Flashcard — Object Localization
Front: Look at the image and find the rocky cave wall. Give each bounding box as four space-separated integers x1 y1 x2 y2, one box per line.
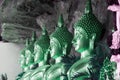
0 0 114 43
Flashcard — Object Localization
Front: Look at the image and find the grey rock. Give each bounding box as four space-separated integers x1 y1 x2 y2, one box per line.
0 0 113 43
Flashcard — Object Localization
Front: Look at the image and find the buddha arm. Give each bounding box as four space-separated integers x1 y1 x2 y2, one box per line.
67 57 90 80
30 65 50 80
20 55 25 68
44 50 51 65
26 54 34 66
60 64 70 80
44 63 65 80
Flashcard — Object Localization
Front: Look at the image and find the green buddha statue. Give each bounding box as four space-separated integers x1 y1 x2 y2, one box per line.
20 39 30 71
16 39 30 80
30 27 51 80
67 0 109 80
21 31 37 80
44 15 73 80
25 31 37 70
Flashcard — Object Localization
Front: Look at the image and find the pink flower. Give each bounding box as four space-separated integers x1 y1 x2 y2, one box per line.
108 2 120 31
111 54 120 63
110 31 120 49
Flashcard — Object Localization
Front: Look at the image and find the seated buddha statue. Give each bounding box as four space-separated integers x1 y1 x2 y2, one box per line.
21 31 37 80
30 27 51 80
67 0 110 80
20 39 30 71
16 39 30 80
44 15 73 80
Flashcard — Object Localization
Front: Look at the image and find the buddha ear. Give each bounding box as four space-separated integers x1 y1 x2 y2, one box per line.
89 33 96 50
91 33 96 41
62 43 68 55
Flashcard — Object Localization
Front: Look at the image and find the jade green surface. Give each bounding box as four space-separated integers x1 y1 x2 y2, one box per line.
44 14 73 80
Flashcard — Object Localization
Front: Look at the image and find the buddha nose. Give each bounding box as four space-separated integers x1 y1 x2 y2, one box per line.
33 51 36 55
72 38 76 44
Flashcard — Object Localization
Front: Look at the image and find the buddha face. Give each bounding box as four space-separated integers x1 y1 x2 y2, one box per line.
72 27 89 53
20 54 26 68
50 37 62 59
25 50 34 65
34 44 44 63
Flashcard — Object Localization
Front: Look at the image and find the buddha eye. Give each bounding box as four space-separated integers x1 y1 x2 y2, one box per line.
74 32 78 37
79 34 83 38
49 47 51 51
75 33 82 39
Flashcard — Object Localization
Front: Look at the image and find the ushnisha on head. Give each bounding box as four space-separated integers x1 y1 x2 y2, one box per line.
72 0 103 53
34 26 50 63
50 14 73 59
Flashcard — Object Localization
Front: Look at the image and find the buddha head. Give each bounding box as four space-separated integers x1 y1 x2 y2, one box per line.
72 0 103 53
50 15 73 59
25 31 37 67
34 26 50 64
20 38 30 69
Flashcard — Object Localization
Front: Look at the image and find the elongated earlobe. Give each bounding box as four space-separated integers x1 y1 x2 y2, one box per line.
89 33 96 50
63 43 68 55
91 33 96 41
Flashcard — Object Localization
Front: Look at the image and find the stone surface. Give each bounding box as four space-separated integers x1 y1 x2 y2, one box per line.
0 0 113 43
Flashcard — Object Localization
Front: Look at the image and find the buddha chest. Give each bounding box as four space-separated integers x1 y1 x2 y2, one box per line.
67 56 92 80
44 62 71 80
30 65 50 80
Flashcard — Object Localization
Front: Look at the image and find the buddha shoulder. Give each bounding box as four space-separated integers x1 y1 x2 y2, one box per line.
67 56 91 77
